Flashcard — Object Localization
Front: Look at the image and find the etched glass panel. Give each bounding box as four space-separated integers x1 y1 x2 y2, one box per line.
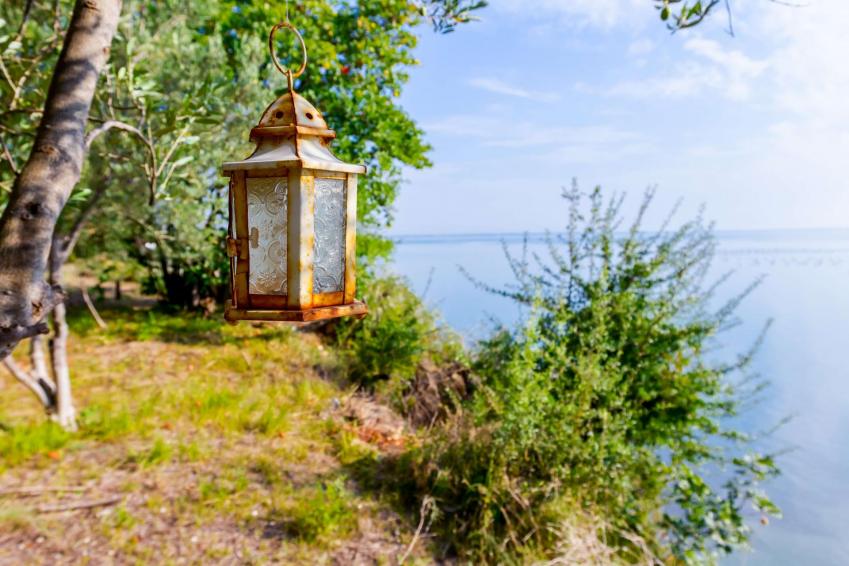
313 178 346 294
247 177 287 295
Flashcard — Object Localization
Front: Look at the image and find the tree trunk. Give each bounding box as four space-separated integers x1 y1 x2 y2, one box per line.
0 0 122 360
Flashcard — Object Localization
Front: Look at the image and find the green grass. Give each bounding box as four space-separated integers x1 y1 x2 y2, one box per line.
279 478 357 543
107 503 138 530
0 305 420 563
0 418 73 470
0 305 338 474
0 504 41 532
125 436 173 468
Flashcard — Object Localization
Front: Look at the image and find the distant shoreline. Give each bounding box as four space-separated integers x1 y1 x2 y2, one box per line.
391 227 849 247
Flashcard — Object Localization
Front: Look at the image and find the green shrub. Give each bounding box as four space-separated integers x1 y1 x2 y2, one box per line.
415 185 780 564
335 272 462 389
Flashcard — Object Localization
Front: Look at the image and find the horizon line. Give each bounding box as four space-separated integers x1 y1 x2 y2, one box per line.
390 227 849 242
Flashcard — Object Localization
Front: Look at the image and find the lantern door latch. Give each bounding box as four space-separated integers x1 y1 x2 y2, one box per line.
226 236 250 259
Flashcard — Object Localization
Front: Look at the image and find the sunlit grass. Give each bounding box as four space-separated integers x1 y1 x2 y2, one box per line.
276 477 358 543
0 418 73 470
0 306 405 562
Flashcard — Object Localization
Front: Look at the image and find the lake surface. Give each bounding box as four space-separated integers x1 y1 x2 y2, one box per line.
391 230 849 566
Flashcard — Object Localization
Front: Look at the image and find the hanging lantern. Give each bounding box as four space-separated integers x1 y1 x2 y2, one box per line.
223 23 367 323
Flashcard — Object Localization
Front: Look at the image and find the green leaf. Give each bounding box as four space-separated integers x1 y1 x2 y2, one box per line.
171 156 194 168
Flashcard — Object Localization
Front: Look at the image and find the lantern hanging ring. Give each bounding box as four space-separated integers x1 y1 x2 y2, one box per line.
269 22 307 90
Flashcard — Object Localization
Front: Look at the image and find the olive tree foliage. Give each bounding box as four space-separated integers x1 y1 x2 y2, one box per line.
0 0 485 426
654 0 796 34
83 0 492 307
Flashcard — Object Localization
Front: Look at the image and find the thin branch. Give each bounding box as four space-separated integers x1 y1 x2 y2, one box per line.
0 318 56 360
81 286 107 329
14 0 36 41
2 357 54 409
29 335 54 390
84 119 158 206
0 57 18 101
56 183 109 269
151 122 192 205
725 0 735 36
0 108 43 117
37 495 122 513
0 123 36 137
84 119 148 151
0 135 19 175
0 486 85 496
399 496 434 564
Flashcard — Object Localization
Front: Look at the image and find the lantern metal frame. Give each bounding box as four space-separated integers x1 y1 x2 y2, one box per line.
222 23 367 323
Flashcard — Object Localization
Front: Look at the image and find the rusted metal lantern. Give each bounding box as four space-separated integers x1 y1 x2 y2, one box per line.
223 23 367 323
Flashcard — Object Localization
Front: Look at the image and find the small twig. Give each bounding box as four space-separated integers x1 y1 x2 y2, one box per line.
81 287 107 330
15 0 35 40
0 57 17 101
85 119 148 151
399 496 434 564
37 496 122 513
0 486 85 497
240 350 252 368
0 135 19 175
725 0 735 36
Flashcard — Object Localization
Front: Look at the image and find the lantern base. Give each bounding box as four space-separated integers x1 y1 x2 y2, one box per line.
224 300 368 324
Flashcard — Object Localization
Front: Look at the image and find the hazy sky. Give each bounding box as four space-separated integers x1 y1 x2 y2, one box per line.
389 0 849 235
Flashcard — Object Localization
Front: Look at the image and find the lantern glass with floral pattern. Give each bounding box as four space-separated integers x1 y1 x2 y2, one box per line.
222 23 367 323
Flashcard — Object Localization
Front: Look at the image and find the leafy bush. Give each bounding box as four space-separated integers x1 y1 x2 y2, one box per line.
414 185 780 563
334 272 462 389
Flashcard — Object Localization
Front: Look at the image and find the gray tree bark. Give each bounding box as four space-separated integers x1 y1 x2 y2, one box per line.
2 179 110 429
0 0 122 360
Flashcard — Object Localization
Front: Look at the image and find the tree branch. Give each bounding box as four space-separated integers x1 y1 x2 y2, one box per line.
15 0 36 41
84 119 157 204
2 356 55 409
37 495 122 513
0 135 19 176
84 119 147 150
49 182 108 276
81 286 107 329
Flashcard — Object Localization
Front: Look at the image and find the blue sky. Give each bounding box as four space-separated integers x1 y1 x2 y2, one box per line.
389 0 849 235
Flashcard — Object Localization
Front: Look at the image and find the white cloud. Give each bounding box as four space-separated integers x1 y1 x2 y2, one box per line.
424 115 652 164
627 38 655 57
760 1 849 123
468 77 560 102
490 0 648 29
600 37 767 100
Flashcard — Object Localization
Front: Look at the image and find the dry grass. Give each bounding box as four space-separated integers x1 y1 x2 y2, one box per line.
0 306 429 565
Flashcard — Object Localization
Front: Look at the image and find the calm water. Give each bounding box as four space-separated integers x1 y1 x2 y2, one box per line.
391 230 849 565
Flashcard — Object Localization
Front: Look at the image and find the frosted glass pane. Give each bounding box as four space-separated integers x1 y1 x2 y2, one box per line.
313 178 346 294
247 177 288 295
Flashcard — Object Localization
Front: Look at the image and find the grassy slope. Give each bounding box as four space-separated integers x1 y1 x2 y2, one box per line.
0 307 425 565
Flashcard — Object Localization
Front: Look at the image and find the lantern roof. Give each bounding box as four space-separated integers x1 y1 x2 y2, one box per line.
222 91 366 175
